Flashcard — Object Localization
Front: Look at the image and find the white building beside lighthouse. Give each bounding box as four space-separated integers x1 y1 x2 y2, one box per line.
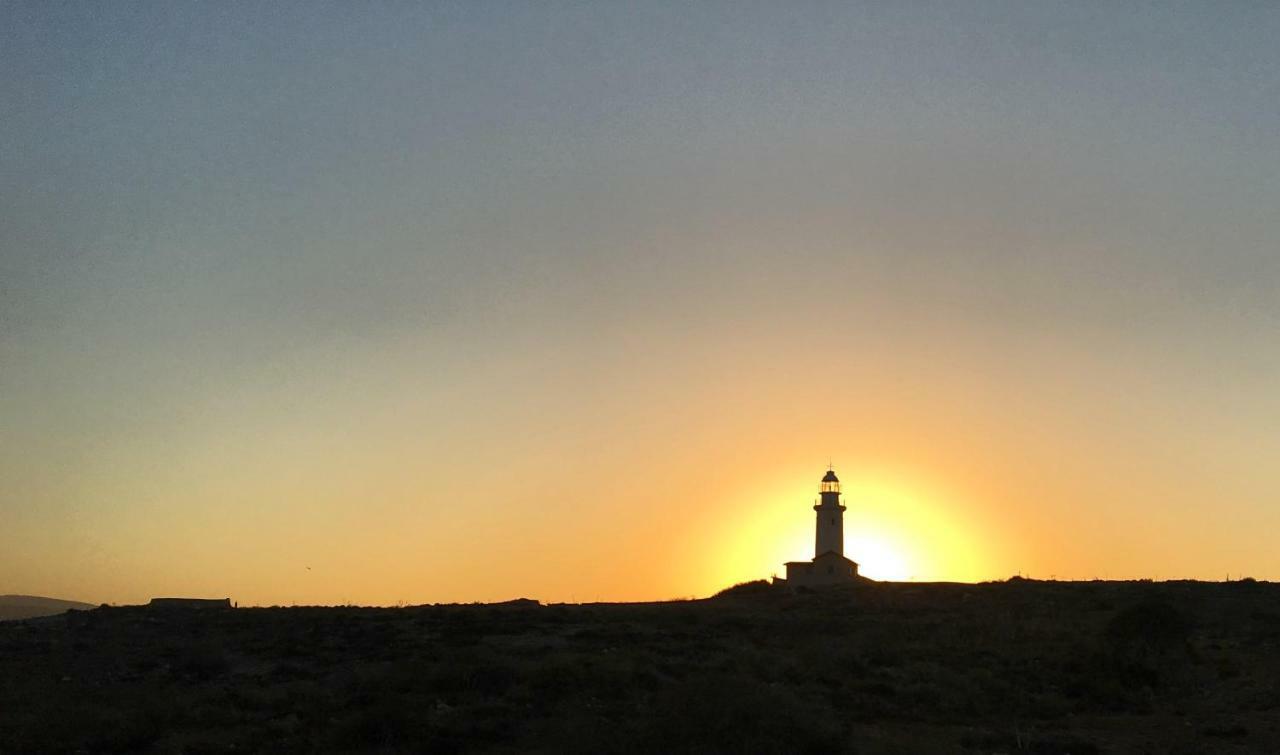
778 468 861 586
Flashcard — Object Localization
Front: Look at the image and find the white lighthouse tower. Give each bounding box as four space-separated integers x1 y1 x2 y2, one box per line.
814 467 845 557
780 467 862 586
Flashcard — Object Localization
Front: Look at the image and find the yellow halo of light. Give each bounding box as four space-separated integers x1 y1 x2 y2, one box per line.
844 533 913 581
712 466 988 591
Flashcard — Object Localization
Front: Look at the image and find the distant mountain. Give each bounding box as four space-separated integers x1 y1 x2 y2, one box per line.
0 595 97 621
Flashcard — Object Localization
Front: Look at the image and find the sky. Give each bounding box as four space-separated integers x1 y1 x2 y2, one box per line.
3 2 1279 606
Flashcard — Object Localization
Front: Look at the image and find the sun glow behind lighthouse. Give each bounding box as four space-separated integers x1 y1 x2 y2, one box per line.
841 472 991 583
754 510 917 583
845 534 913 581
714 465 991 591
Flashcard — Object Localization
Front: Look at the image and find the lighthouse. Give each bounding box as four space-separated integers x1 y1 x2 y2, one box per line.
814 468 846 557
779 467 862 586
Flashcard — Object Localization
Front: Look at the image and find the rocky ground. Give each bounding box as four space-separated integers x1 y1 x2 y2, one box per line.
2 579 1278 753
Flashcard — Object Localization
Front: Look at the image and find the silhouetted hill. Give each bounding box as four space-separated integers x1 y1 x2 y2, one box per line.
1 580 1277 752
0 595 96 622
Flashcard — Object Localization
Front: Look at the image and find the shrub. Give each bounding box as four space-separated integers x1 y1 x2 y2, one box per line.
638 673 848 755
329 695 420 751
179 641 231 680
1105 600 1191 649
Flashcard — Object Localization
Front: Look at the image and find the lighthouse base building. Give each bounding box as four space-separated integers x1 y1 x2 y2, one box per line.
783 551 860 586
775 468 865 587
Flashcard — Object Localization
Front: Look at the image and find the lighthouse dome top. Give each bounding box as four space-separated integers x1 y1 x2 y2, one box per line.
821 469 839 483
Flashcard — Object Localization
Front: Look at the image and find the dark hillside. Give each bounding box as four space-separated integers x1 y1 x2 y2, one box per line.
1 580 1277 753
0 595 96 622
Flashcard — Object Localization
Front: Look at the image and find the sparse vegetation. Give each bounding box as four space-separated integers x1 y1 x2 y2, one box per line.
2 580 1278 752
712 579 774 598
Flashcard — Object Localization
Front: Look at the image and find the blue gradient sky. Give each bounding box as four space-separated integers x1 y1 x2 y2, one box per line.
3 2 1279 604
